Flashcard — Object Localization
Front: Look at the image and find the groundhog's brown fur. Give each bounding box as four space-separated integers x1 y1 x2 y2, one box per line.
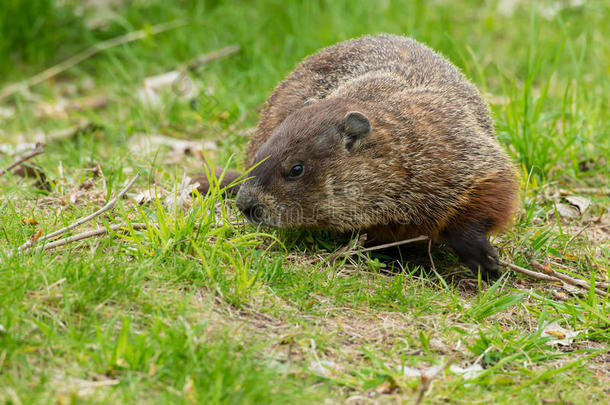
223 34 518 279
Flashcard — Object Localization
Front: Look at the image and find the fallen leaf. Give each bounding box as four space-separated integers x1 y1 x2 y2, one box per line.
564 195 591 215
138 70 199 107
449 364 484 380
542 321 580 346
308 360 338 378
36 94 107 118
401 366 424 378
400 363 482 381
164 175 199 211
0 143 38 155
265 359 292 374
557 203 580 219
402 364 444 379
35 99 69 119
132 189 157 205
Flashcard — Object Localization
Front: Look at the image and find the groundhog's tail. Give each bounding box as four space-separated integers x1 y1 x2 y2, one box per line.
191 167 242 196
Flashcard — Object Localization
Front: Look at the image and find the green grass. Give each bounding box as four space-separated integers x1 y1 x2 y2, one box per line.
1 0 609 403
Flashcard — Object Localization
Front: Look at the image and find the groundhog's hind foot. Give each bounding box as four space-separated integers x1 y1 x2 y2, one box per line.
443 223 502 281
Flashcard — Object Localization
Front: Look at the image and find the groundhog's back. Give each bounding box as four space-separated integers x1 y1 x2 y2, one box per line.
246 34 494 165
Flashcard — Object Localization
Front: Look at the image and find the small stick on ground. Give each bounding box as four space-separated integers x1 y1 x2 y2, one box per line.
497 258 608 298
18 173 140 251
328 235 428 261
415 357 455 405
529 259 608 297
32 222 147 252
564 223 591 252
427 238 436 271
497 259 558 282
186 45 241 70
359 235 429 253
0 143 45 177
327 233 367 262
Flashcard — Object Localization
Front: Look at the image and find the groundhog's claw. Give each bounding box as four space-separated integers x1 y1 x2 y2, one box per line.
443 223 502 281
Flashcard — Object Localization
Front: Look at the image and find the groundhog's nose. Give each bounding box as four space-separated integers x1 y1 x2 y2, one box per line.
236 188 265 224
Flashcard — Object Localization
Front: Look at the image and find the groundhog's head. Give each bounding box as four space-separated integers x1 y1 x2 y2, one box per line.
235 99 384 231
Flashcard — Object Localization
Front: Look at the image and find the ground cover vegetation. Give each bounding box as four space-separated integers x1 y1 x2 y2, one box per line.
0 0 608 403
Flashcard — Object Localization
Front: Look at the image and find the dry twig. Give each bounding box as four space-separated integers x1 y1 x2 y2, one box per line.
328 235 429 264
497 259 558 282
327 233 367 262
415 357 455 405
32 222 147 252
0 143 45 177
0 20 188 101
427 238 436 271
529 259 608 297
186 45 241 70
359 235 429 253
18 173 140 251
564 223 591 250
496 258 608 298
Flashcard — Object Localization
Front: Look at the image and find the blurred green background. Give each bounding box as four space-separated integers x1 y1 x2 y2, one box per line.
1 0 608 184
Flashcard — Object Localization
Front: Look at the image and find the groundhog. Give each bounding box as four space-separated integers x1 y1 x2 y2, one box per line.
202 34 519 279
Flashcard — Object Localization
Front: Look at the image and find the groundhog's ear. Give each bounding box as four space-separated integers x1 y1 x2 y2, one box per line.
302 98 316 106
341 111 370 151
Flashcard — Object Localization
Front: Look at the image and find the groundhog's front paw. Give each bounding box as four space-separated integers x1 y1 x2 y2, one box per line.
443 224 502 281
458 246 501 281
475 244 501 281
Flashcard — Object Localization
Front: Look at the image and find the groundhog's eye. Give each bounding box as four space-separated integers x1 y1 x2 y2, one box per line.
287 164 305 179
